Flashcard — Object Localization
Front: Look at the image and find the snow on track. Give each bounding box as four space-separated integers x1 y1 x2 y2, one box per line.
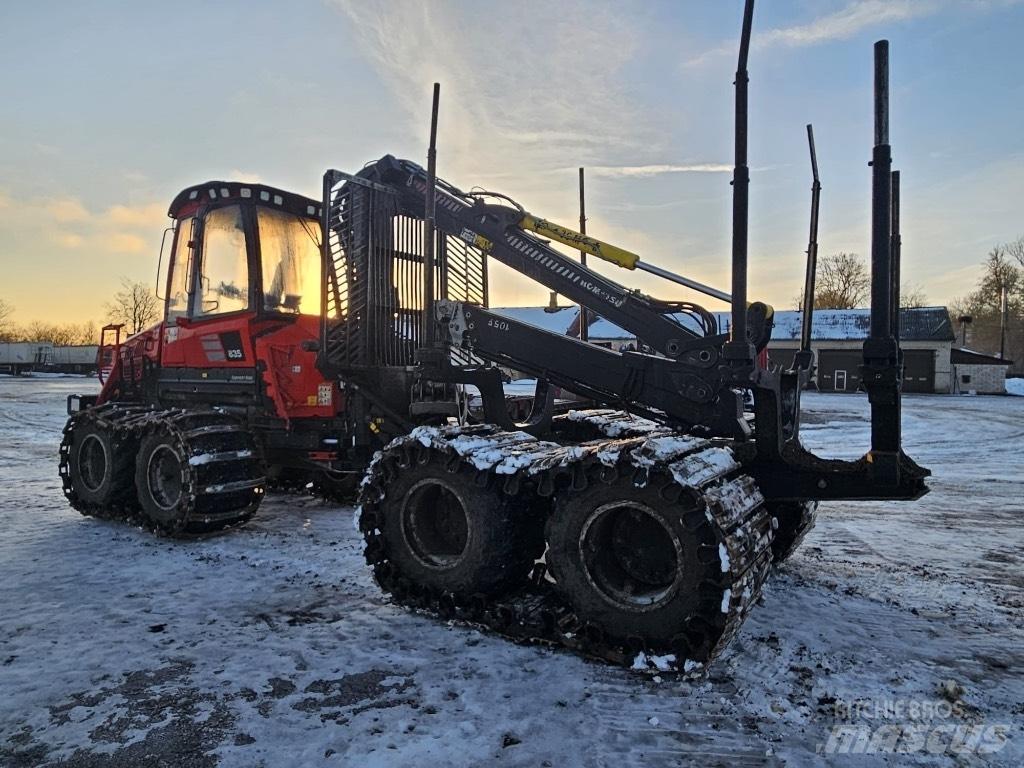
0 379 1022 767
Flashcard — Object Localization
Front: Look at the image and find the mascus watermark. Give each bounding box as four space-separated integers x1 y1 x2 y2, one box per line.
818 723 1009 756
816 696 1010 757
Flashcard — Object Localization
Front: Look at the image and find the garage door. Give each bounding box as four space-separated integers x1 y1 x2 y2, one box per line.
902 349 935 393
817 350 863 392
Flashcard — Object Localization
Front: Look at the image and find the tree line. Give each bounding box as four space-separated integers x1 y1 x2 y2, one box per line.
795 242 1022 373
3 246 1019 370
793 251 928 311
950 237 1024 371
0 279 160 345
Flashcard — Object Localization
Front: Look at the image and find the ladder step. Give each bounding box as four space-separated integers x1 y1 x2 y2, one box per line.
199 477 266 495
184 424 246 439
188 449 255 466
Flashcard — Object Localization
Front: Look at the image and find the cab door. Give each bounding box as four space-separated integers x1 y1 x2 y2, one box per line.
158 204 260 405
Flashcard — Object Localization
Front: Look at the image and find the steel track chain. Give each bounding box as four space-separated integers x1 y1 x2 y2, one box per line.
358 410 775 675
59 404 265 535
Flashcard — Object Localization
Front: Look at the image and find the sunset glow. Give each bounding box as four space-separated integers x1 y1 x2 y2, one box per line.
2 1 1022 327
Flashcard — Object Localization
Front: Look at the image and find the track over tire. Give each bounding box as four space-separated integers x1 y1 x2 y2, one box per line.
134 412 264 535
768 501 819 563
64 418 136 517
545 475 731 656
373 453 540 598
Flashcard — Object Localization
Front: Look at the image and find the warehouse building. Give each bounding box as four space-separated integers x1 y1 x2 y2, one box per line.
48 345 99 375
765 307 955 393
0 342 53 375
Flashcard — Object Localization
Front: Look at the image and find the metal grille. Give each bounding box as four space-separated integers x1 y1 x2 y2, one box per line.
321 170 488 370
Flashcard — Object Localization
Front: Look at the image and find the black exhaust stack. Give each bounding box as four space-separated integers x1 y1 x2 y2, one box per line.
861 40 903 482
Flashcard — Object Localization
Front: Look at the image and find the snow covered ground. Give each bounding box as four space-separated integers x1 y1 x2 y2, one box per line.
0 377 1021 767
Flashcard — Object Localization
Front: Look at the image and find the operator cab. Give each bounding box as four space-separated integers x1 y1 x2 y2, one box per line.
164 181 322 323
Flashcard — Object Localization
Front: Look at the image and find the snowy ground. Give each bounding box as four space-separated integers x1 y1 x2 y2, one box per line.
0 377 1021 767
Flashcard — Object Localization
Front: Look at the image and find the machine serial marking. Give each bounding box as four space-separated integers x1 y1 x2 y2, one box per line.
506 234 626 307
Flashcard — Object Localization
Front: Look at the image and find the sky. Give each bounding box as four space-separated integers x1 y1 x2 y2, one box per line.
1 0 1022 326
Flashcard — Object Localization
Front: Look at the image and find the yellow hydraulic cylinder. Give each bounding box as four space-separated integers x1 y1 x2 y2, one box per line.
519 214 640 270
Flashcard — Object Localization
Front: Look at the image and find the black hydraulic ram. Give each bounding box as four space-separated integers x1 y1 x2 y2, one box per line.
890 170 901 341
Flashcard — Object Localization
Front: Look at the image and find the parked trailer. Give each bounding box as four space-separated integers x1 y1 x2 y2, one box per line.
47 345 99 375
0 343 54 375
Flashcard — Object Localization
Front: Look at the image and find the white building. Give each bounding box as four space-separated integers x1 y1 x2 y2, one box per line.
950 348 1013 394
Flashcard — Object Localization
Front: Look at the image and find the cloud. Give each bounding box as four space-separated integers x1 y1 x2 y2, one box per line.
2 194 165 259
54 233 84 248
47 198 90 223
581 163 733 178
109 233 148 254
332 0 656 181
228 169 262 183
759 1 933 47
106 202 166 228
684 0 1016 66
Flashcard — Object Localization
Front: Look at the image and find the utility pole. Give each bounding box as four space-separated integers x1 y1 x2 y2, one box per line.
1000 286 1008 359
578 167 589 342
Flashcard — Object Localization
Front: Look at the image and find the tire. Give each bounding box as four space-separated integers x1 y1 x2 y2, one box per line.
135 428 193 534
768 501 819 563
374 455 540 598
134 414 265 535
546 474 727 649
66 419 136 517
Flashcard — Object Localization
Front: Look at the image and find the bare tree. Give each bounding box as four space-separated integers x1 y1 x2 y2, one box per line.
4 319 99 345
900 284 929 309
105 279 160 335
794 252 871 310
0 298 14 341
1005 235 1024 270
73 321 98 345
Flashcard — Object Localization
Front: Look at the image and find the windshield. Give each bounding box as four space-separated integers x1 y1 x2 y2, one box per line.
258 208 321 315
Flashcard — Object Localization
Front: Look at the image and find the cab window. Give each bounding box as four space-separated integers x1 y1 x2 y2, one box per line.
166 217 195 321
196 205 249 317
258 208 321 315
